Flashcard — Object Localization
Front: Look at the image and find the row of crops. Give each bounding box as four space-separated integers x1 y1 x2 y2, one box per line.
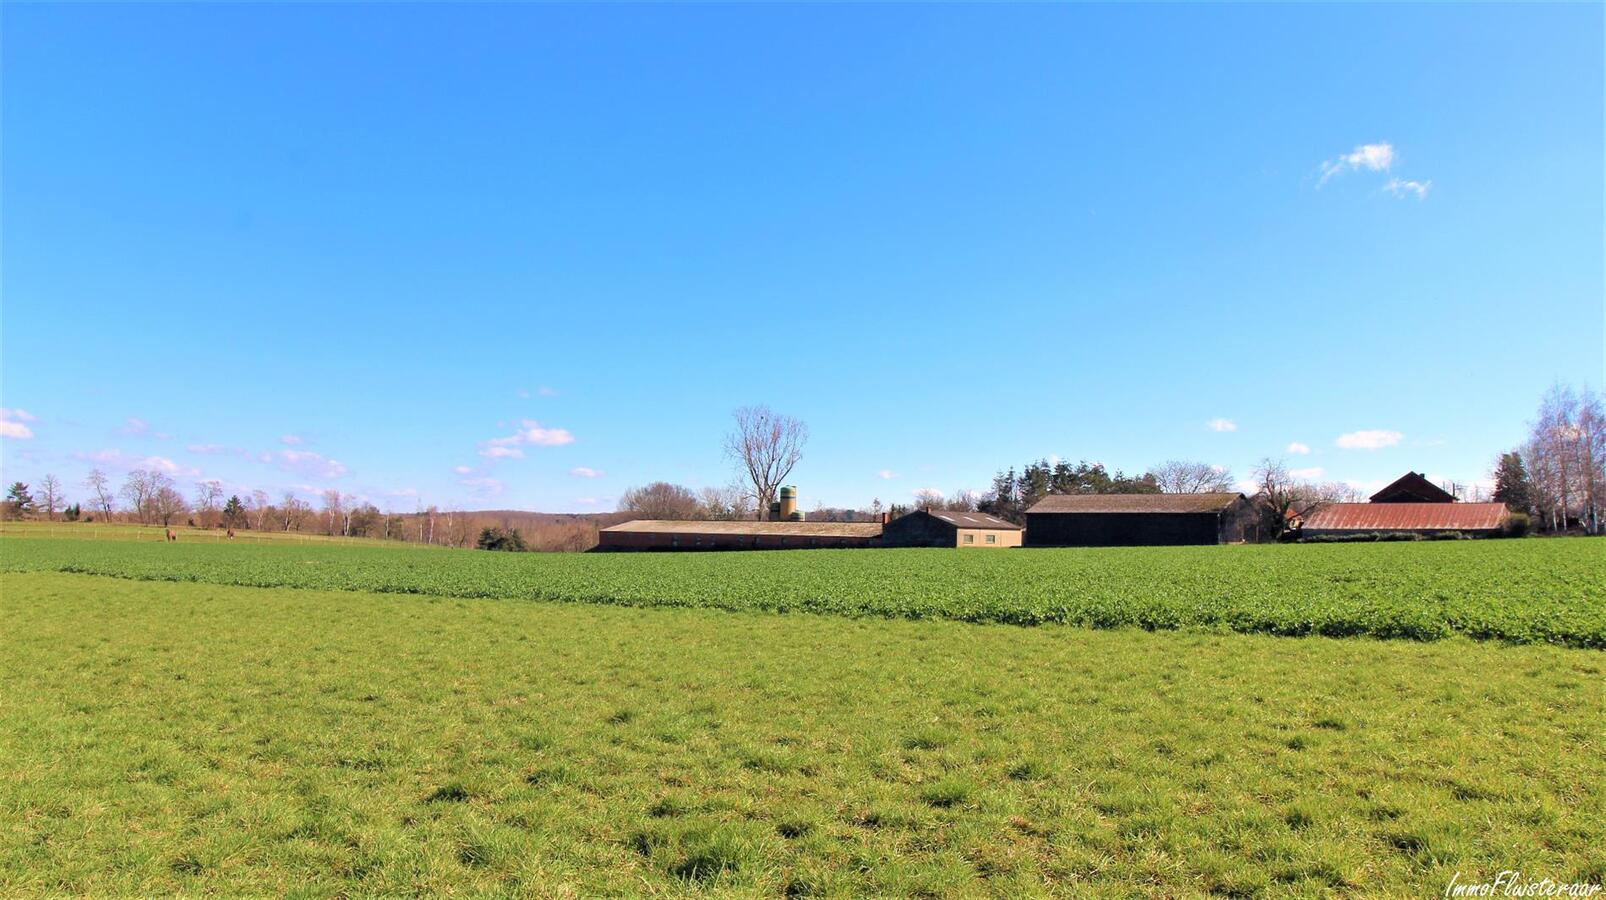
3 537 1601 646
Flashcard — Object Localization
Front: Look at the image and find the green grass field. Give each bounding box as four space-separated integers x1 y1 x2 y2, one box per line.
3 536 1601 645
4 573 1602 896
0 520 437 548
2 538 1601 895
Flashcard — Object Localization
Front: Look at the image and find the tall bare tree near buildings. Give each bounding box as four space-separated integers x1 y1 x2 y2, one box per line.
280 491 309 531
725 405 807 520
1251 458 1350 539
1150 460 1236 493
38 474 63 520
321 489 343 536
912 488 945 511
84 469 115 521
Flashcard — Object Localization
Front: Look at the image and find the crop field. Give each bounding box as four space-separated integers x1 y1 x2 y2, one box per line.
3 536 1602 646
3 571 1601 896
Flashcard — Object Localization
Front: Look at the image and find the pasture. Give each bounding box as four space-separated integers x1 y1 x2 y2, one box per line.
3 536 1602 646
2 571 1601 896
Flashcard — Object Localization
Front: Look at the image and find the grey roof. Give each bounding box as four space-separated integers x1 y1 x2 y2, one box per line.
601 520 883 537
1026 493 1246 515
920 509 1022 530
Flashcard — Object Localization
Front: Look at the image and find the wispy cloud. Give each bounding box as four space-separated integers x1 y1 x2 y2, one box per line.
1336 429 1403 450
273 449 348 479
1290 466 1325 480
1319 142 1394 185
1206 418 1238 433
119 417 149 436
480 420 574 458
73 449 201 477
453 465 475 475
1384 177 1431 199
458 476 504 499
280 434 306 446
570 466 604 478
0 408 35 440
1286 442 1311 455
877 469 899 480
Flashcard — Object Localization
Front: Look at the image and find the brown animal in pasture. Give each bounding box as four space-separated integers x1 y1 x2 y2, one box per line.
166 528 176 542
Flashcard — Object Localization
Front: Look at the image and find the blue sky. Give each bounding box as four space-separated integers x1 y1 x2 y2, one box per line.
3 3 1601 512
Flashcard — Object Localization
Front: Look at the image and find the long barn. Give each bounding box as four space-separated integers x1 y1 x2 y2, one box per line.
1024 493 1259 546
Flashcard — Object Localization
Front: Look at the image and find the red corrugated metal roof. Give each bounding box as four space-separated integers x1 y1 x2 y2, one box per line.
1302 502 1508 532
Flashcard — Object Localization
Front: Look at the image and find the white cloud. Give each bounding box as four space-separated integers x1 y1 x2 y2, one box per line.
1319 142 1395 185
1206 418 1238 433
1336 429 1403 450
0 407 34 440
73 449 200 477
1290 466 1325 480
1286 442 1311 455
480 419 574 458
458 476 504 498
273 449 348 479
877 470 899 480
453 465 475 475
518 421 573 446
280 434 306 446
570 467 604 478
120 417 149 435
1384 177 1431 199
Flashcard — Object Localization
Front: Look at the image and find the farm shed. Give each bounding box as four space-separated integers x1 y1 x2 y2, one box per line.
1025 493 1259 547
1369 471 1457 504
596 519 882 551
881 509 1022 548
1301 502 1509 538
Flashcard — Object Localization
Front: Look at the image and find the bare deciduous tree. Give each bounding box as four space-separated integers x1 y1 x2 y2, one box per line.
151 482 187 527
944 489 980 512
912 488 945 511
84 469 116 521
195 480 224 528
1149 460 1236 494
619 482 702 520
120 470 157 524
250 489 272 531
698 484 754 521
725 405 807 520
38 474 63 521
281 492 310 531
1251 458 1350 538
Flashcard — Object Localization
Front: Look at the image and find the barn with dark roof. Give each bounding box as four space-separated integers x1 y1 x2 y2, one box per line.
1024 493 1259 547
881 509 1023 548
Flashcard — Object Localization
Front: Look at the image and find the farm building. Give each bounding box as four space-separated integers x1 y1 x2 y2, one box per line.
1301 502 1509 537
881 509 1022 548
596 519 882 551
1368 471 1458 504
1302 471 1509 537
1025 493 1259 547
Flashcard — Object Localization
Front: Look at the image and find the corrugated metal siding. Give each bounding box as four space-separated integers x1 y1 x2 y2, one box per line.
1302 503 1508 532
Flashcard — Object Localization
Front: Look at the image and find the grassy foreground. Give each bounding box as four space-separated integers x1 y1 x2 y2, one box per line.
3 536 1602 646
3 572 1601 896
